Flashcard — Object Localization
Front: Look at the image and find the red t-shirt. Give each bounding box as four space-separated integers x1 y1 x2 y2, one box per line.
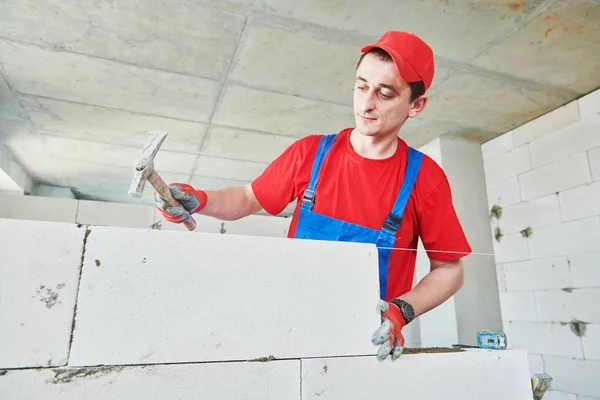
251 128 471 300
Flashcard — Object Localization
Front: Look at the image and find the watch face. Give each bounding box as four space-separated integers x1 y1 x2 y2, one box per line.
401 303 415 321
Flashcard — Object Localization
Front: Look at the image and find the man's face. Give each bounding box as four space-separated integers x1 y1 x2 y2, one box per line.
353 52 427 138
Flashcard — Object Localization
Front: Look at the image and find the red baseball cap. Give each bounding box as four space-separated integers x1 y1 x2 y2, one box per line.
361 31 435 91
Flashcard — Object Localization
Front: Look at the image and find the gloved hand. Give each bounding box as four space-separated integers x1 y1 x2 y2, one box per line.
371 300 407 360
154 183 207 224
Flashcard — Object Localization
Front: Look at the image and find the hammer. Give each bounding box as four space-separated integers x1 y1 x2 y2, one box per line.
128 131 196 231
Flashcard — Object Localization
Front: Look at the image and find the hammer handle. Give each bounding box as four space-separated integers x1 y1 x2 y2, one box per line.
148 170 197 231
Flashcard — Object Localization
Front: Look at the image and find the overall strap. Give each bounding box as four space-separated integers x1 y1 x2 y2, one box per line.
381 146 423 235
302 134 337 210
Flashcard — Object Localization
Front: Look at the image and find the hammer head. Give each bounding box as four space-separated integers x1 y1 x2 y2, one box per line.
128 131 168 198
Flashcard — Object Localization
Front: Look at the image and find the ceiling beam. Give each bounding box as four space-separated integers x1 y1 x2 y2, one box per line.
0 144 33 194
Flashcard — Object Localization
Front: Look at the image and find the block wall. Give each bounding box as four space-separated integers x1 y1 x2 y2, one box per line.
482 88 600 399
0 193 292 238
0 218 534 399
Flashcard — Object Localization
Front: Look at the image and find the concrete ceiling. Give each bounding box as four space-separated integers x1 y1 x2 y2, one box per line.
1 0 599 213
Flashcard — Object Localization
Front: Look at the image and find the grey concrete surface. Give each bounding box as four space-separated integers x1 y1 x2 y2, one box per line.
0 0 599 206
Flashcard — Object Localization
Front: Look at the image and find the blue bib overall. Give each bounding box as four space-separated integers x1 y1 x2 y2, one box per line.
293 134 423 301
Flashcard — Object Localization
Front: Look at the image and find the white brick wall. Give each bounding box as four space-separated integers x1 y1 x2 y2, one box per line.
509 321 584 358
544 356 600 398
527 217 600 259
0 219 535 399
511 101 580 147
589 145 600 181
484 144 531 186
528 115 600 169
502 257 572 292
483 88 600 399
519 153 592 201
0 193 291 238
579 89 600 120
559 181 600 222
499 194 561 234
570 252 600 288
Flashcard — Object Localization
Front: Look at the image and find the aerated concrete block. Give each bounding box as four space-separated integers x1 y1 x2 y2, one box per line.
301 349 533 400
0 360 300 399
0 219 86 368
69 226 381 366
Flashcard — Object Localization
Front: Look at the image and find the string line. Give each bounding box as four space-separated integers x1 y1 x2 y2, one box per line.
376 246 495 256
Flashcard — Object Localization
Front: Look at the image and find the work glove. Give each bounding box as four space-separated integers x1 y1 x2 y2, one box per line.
371 300 406 360
154 183 207 224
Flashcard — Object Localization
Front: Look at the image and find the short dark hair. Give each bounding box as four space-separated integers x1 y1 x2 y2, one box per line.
356 48 426 102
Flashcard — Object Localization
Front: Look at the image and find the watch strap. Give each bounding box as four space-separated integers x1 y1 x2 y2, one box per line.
390 299 415 324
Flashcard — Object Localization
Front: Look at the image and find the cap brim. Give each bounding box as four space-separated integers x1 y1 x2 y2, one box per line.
360 44 422 84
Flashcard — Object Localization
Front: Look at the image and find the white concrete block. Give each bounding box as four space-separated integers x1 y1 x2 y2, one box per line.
301 350 533 400
589 146 600 182
536 289 600 324
528 217 600 259
221 214 287 238
559 181 600 222
484 145 531 186
503 257 572 291
0 360 301 399
492 231 529 264
579 89 600 120
499 194 561 234
509 321 583 358
528 353 545 374
0 194 78 222
499 291 537 322
69 226 381 366
487 176 522 207
519 153 592 201
569 252 600 288
482 131 514 162
542 392 578 400
512 101 580 147
0 219 85 368
76 200 155 229
529 114 600 169
582 324 600 361
544 355 600 398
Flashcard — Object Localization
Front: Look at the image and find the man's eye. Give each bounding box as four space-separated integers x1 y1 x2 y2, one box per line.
380 93 393 99
356 86 366 91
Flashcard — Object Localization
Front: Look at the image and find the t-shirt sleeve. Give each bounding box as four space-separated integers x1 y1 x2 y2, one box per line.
251 136 319 216
416 175 472 261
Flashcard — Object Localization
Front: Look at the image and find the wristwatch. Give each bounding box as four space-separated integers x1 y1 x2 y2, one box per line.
390 299 415 324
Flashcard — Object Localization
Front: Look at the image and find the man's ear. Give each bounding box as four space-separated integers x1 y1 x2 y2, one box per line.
408 95 428 118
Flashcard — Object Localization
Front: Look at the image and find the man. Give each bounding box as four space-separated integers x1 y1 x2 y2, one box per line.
155 31 472 361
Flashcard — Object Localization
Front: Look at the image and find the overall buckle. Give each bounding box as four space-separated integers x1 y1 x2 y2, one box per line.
302 188 315 205
382 213 403 233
